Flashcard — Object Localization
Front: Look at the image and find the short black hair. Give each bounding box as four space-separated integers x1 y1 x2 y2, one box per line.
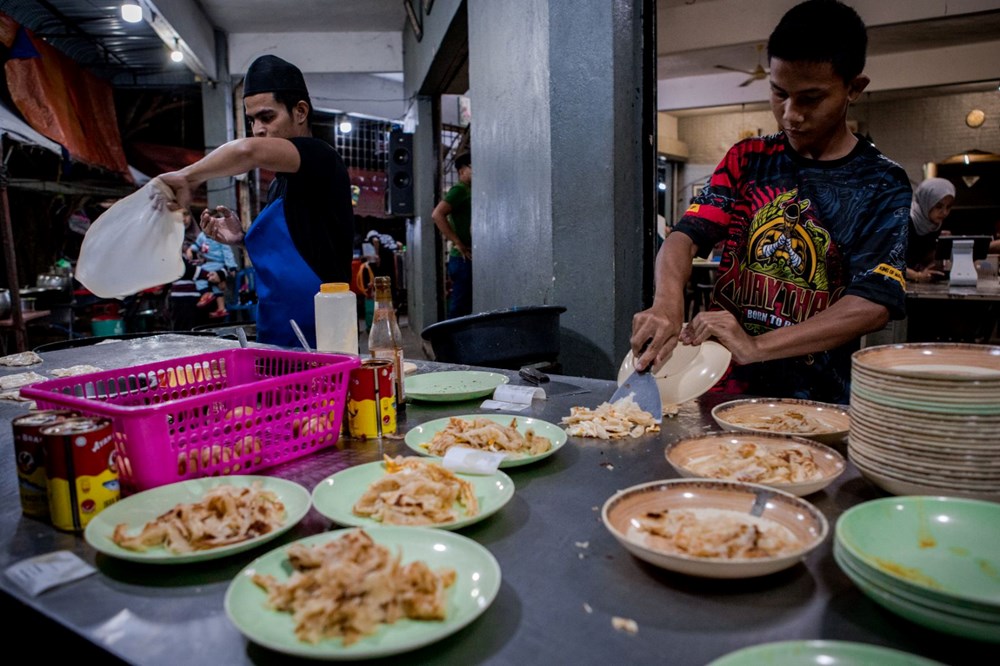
454 153 471 171
767 0 867 83
272 90 315 125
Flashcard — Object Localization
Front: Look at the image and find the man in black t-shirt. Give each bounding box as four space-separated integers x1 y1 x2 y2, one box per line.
159 55 354 348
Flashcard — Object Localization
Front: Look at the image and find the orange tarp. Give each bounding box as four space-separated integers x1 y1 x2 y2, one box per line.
3 14 130 178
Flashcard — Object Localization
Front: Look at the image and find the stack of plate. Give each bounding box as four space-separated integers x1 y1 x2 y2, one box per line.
848 343 1000 500
834 496 1000 643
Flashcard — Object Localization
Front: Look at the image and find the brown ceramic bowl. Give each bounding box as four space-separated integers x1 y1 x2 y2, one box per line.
601 479 828 579
665 432 845 496
711 398 850 445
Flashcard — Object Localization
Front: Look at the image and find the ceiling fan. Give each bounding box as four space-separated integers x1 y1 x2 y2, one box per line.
715 44 769 87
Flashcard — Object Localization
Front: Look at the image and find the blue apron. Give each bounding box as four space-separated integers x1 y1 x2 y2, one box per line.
244 196 322 348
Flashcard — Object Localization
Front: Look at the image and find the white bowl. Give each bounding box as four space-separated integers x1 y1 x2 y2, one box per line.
616 340 731 407
601 479 828 579
665 432 845 496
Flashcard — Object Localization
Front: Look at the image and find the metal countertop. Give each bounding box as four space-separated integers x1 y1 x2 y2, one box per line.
0 335 987 665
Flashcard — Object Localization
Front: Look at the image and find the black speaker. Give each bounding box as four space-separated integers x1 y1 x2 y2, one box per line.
387 130 414 216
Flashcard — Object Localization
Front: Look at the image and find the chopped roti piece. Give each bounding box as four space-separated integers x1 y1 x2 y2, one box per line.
0 371 47 391
612 616 638 634
0 389 34 403
49 364 103 378
0 351 42 366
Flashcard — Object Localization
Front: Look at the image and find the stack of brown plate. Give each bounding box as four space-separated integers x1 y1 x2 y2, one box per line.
848 343 1000 501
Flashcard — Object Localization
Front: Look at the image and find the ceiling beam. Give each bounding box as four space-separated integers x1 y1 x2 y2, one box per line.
658 39 1000 111
141 0 217 81
658 0 1000 54
227 32 402 76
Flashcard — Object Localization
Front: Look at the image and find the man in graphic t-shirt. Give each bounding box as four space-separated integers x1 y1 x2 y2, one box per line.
630 0 911 404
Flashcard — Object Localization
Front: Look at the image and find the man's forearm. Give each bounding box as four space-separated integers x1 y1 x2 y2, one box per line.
749 295 889 363
650 232 697 317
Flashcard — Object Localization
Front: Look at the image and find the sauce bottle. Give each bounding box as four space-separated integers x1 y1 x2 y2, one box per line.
314 282 359 354
367 276 405 407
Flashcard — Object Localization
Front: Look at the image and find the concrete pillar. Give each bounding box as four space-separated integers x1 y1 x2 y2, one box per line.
468 0 647 378
406 95 439 339
201 29 236 212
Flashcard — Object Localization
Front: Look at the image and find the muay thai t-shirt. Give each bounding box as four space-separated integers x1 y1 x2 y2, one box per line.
674 132 911 403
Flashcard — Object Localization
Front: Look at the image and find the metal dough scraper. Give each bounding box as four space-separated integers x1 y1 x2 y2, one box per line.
608 342 662 424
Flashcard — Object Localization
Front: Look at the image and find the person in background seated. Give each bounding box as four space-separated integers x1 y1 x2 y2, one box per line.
191 228 238 318
170 210 223 330
905 177 955 284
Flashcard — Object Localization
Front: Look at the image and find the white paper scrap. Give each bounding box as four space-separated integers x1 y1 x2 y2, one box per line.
5 550 97 597
481 383 546 411
442 446 505 475
479 399 529 412
495 384 546 402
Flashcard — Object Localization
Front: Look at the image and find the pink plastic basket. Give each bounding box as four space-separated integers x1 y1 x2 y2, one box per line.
22 348 360 495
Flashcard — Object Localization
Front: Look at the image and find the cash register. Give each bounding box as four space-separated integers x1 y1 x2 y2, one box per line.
935 235 991 287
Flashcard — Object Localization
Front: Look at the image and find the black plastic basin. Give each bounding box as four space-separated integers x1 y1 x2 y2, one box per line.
420 305 566 369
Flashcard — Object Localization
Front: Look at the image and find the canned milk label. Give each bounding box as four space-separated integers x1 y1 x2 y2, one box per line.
347 359 397 438
11 409 77 520
43 417 120 532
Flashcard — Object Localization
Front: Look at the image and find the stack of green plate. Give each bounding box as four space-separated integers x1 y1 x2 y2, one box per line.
834 496 1000 643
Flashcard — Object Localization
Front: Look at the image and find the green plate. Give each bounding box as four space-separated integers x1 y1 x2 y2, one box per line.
311 459 515 530
404 413 568 468
835 496 1000 609
404 370 510 402
83 475 311 564
835 546 1000 644
224 526 501 660
707 640 946 666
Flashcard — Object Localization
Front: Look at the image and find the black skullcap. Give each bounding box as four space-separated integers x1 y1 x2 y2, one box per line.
243 55 308 98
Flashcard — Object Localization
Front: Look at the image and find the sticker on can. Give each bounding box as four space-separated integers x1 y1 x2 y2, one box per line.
42 417 120 532
347 359 397 438
11 409 78 520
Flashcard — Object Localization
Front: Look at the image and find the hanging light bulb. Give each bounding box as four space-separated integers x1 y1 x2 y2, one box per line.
339 118 353 133
121 2 142 23
170 39 183 63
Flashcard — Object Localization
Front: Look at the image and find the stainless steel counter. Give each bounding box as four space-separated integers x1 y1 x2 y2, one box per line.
0 335 987 665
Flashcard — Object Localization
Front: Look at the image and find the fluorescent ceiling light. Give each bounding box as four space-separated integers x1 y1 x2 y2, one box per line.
121 2 142 23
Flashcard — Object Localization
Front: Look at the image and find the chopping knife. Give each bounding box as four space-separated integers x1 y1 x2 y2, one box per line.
609 340 662 423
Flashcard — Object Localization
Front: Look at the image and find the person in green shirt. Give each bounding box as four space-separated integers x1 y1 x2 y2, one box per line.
432 152 473 318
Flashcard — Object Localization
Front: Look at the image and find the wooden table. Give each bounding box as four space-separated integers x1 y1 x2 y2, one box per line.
0 335 993 664
864 280 1000 346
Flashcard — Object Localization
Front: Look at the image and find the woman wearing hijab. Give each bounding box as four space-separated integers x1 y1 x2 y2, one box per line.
906 177 956 283
157 55 355 348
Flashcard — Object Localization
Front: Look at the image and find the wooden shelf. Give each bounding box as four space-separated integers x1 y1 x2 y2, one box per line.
0 310 51 328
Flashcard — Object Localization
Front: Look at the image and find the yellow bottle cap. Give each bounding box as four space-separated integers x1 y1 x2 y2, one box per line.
320 282 350 293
